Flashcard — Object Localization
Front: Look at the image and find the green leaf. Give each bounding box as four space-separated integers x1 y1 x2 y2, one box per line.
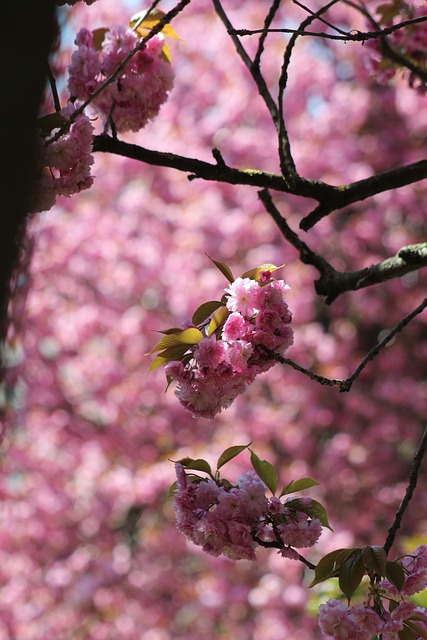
207 307 230 336
385 560 406 592
147 327 203 355
250 450 278 495
338 549 365 602
405 619 427 640
208 256 235 283
216 443 252 470
173 457 213 476
400 623 420 640
192 301 224 326
310 548 355 587
147 343 190 372
280 477 320 497
285 498 332 530
240 263 285 281
362 545 387 576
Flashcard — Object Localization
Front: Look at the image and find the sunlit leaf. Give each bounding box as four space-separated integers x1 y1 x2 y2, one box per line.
192 301 224 326
147 343 191 371
130 9 182 40
147 327 203 355
173 457 213 475
160 42 172 64
92 27 109 50
280 477 320 497
216 443 252 470
338 549 365 602
250 450 278 495
385 560 406 592
362 545 387 576
207 307 230 336
207 256 235 283
240 263 285 281
309 548 354 587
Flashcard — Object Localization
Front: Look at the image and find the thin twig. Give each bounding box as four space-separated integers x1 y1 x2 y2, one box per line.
383 425 427 555
252 535 317 570
253 0 282 70
277 0 340 185
211 0 281 130
231 13 427 42
46 64 61 112
271 297 427 392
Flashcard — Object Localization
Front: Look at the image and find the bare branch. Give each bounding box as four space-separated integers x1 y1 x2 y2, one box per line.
211 0 281 131
253 0 282 70
230 13 427 43
383 425 427 555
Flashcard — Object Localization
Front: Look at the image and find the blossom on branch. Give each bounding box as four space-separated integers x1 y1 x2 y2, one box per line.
173 455 324 561
68 25 174 133
149 263 293 419
30 104 94 213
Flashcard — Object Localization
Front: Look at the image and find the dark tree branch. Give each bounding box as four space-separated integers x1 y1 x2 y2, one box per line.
383 425 427 555
259 189 427 303
253 0 282 70
300 160 427 230
315 243 427 302
252 536 316 570
230 14 427 43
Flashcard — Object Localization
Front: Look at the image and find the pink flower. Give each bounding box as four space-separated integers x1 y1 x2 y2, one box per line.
222 312 252 341
194 336 226 371
225 278 261 317
318 600 357 640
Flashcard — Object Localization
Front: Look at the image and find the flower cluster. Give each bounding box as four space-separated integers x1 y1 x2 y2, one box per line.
319 599 427 640
173 463 322 561
363 4 427 89
30 105 94 213
319 546 427 640
162 270 293 419
68 25 174 133
381 544 427 596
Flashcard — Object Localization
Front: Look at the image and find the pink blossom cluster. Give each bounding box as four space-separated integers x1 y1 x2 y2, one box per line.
30 105 94 213
68 25 174 133
166 275 293 419
319 598 427 640
363 6 427 88
174 464 322 561
319 546 427 639
381 544 427 596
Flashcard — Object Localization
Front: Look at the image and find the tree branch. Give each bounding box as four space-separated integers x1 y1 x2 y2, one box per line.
259 189 427 303
383 425 427 555
300 160 427 230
